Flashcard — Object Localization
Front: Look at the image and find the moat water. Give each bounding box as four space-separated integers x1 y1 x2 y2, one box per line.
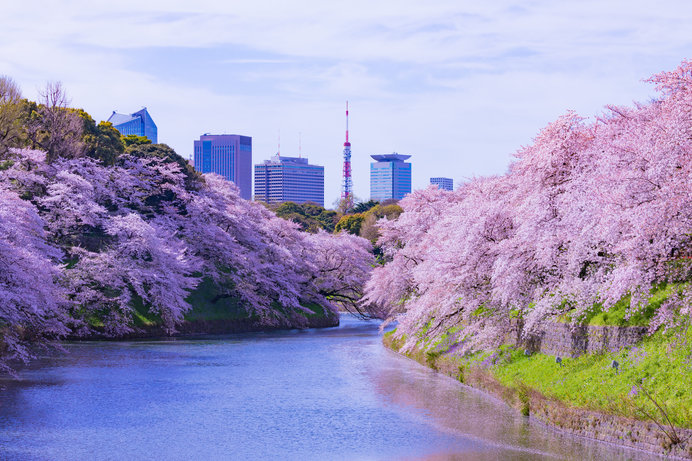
0 315 652 460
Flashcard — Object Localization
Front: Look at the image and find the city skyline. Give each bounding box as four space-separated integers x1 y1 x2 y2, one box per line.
2 2 691 204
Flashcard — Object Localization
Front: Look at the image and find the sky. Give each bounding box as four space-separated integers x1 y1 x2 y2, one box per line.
1 1 691 207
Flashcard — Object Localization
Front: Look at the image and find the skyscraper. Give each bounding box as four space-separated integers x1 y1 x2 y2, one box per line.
370 153 412 201
193 134 252 200
107 107 158 143
254 155 324 206
430 177 453 191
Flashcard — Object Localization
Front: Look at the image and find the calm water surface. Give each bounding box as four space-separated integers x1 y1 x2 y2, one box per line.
0 315 654 460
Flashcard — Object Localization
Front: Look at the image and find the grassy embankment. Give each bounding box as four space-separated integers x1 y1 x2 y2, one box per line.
384 285 692 431
89 277 335 332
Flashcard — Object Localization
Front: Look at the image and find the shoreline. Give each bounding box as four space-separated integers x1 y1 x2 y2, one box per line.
65 312 340 342
383 334 692 460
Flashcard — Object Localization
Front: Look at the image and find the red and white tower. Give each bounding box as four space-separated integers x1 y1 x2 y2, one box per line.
341 101 353 201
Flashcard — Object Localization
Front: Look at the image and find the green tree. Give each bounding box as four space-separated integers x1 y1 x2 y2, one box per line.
274 201 339 233
301 202 325 217
22 82 84 162
334 213 364 235
353 199 378 214
275 202 303 217
316 209 339 233
122 134 152 148
0 76 23 158
359 203 404 244
74 109 124 165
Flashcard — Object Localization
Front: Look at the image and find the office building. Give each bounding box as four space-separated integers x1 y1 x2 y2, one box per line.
370 153 412 201
430 177 453 191
193 134 252 200
254 155 324 206
107 107 158 143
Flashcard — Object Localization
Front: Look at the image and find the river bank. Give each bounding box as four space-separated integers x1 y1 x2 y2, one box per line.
67 292 339 341
383 330 692 460
68 312 339 341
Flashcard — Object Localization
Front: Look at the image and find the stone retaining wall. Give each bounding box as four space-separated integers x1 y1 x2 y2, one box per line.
534 323 648 358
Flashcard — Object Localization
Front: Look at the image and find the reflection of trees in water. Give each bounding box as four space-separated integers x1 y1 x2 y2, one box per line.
368 357 651 461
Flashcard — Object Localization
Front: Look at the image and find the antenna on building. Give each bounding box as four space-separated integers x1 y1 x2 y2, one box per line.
277 129 281 158
345 101 349 143
341 101 353 204
299 132 302 158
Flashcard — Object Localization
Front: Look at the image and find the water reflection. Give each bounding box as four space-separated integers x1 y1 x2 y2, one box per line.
0 315 655 460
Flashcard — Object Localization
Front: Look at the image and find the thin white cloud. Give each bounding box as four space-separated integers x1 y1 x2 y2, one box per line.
1 0 691 203
221 58 294 64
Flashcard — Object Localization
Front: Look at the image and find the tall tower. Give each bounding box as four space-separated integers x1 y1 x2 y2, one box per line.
341 101 353 202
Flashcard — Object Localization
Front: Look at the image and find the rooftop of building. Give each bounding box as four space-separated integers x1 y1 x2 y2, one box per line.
107 112 137 125
199 133 247 137
107 107 152 126
371 153 411 162
260 155 323 166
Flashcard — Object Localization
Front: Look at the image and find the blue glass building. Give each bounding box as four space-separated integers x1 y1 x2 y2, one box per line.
430 177 453 191
193 134 253 200
254 155 324 206
107 107 158 144
370 153 412 201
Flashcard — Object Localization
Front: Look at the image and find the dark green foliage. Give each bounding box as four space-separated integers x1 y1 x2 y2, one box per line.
269 199 403 238
274 201 340 233
275 201 302 216
353 200 378 214
183 278 251 322
316 209 340 232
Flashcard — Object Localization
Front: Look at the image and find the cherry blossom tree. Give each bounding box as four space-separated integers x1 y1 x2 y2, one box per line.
364 60 692 353
0 187 68 371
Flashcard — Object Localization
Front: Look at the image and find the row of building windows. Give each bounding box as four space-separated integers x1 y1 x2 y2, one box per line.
191 138 427 205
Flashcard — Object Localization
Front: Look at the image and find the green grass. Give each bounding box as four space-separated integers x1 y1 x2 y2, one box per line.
585 285 673 327
183 277 251 322
490 323 692 428
385 307 692 431
296 302 330 320
129 292 162 327
125 277 334 327
557 284 677 327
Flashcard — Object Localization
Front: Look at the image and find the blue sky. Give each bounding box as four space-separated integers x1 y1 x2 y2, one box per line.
1 1 691 206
